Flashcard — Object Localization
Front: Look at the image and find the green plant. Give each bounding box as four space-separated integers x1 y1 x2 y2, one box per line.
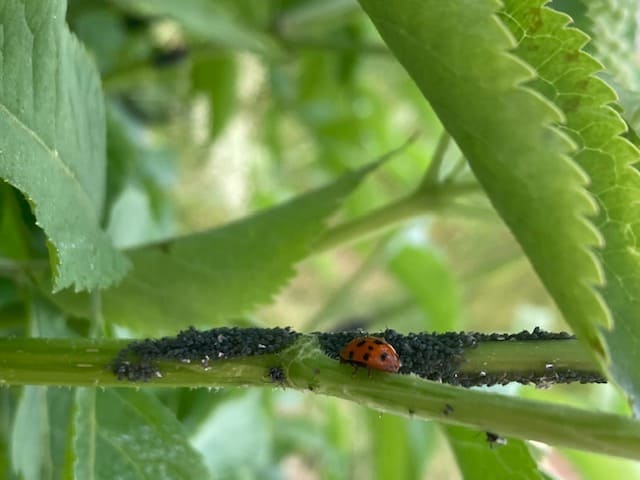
1 0 640 477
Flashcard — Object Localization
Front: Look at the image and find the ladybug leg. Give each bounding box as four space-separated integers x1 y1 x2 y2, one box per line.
351 364 359 376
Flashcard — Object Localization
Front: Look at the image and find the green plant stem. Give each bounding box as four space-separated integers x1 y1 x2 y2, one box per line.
461 340 598 375
0 336 599 387
443 155 468 183
0 336 636 458
312 183 481 253
0 337 273 388
278 36 390 55
420 131 451 187
286 342 640 460
312 194 429 253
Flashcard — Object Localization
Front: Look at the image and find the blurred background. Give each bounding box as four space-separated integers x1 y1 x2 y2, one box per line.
9 0 631 477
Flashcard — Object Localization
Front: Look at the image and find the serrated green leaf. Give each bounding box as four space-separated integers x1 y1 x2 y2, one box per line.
73 389 208 480
358 1 609 356
443 425 543 480
55 162 380 332
112 0 280 56
500 0 640 412
0 0 129 291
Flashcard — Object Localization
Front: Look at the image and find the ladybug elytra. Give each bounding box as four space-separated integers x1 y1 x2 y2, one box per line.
339 336 401 373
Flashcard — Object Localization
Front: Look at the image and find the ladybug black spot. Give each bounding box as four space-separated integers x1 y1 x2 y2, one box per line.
348 350 355 360
356 340 366 347
374 339 385 345
380 352 388 361
363 353 370 361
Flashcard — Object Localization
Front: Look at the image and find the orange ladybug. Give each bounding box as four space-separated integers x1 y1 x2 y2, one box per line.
339 336 401 373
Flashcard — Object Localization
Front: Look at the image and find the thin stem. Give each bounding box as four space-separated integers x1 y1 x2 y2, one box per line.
443 155 468 183
278 36 390 55
312 182 482 254
312 193 430 253
0 257 47 275
90 292 104 338
420 131 451 188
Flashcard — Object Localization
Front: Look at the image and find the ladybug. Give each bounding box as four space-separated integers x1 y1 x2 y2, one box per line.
339 336 401 373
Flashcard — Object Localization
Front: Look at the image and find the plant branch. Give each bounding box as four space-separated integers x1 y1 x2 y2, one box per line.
287 342 640 460
420 130 451 188
312 182 482 253
312 194 428 253
0 335 634 459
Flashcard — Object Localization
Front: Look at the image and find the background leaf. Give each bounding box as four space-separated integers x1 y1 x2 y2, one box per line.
73 389 209 480
112 0 279 56
358 0 609 358
443 425 543 480
388 245 462 331
0 0 129 291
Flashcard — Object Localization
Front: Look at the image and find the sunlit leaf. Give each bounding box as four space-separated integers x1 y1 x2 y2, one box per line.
0 0 129 291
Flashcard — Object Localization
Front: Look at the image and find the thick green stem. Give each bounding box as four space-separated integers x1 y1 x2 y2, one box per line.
0 336 636 458
1 337 630 459
0 337 280 388
287 345 640 460
461 340 598 374
0 336 599 386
